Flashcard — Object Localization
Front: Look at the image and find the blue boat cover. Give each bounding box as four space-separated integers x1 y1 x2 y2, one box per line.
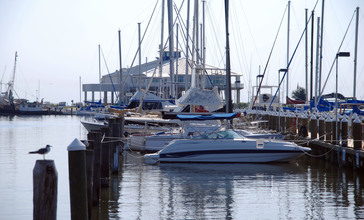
177 112 238 121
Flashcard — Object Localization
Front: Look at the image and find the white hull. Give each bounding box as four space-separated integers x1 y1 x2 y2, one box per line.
146 137 310 163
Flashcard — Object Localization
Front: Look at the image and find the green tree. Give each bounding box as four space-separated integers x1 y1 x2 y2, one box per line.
292 86 306 101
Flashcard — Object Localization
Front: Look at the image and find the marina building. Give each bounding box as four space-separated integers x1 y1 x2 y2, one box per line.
82 49 243 105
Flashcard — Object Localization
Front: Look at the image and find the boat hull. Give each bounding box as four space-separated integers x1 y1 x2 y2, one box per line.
152 139 310 163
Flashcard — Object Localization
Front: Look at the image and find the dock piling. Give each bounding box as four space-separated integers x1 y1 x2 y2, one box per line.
33 160 58 220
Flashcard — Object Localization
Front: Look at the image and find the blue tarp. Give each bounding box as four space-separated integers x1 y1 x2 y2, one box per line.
177 112 238 121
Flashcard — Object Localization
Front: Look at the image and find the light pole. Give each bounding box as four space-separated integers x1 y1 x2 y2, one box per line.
335 52 350 145
278 69 287 132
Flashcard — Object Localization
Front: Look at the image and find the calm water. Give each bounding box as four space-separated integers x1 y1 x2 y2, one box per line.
0 115 363 219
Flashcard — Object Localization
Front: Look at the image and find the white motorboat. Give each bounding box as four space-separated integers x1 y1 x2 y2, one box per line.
144 129 310 164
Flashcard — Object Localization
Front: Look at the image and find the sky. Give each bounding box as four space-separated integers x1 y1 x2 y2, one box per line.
1 0 364 104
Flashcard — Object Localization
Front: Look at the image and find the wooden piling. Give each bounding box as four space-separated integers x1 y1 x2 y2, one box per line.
285 113 290 133
87 131 102 206
33 160 57 220
100 127 111 187
341 117 348 147
332 119 338 145
325 117 332 143
353 117 362 150
84 141 94 220
68 138 88 220
319 115 325 141
110 118 121 174
310 115 317 139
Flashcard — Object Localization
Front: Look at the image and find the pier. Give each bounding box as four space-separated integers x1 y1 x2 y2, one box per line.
242 110 364 170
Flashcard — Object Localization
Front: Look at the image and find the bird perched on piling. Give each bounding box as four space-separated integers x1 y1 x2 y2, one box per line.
29 145 52 160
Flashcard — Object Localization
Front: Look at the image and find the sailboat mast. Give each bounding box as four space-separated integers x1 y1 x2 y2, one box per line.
118 29 123 105
167 0 175 99
353 7 359 100
225 0 232 113
185 0 190 92
305 9 308 102
286 0 290 104
138 22 142 92
160 0 165 98
202 0 206 89
315 17 320 101
98 45 101 103
318 0 325 97
310 11 314 101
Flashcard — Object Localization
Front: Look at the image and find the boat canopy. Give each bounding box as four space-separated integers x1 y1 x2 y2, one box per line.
177 112 238 121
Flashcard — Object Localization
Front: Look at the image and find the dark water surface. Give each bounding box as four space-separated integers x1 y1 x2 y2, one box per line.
0 115 363 219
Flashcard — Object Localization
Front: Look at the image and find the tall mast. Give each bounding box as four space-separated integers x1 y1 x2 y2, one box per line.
202 0 206 89
167 0 175 98
118 29 123 105
225 0 232 113
185 0 190 91
310 11 314 101
98 45 101 103
191 0 198 89
315 17 320 100
286 0 290 103
160 0 165 98
176 23 179 97
8 51 18 96
353 7 359 99
305 9 308 102
138 22 142 92
318 0 325 96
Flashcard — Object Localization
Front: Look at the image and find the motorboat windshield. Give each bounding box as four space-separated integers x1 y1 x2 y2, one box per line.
192 130 245 140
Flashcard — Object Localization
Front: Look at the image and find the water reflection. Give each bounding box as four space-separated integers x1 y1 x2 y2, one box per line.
101 153 364 220
1 116 363 219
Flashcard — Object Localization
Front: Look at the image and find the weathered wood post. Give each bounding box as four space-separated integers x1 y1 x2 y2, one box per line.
353 117 362 150
33 160 58 220
332 118 338 145
284 112 289 133
319 114 325 141
100 127 111 187
341 116 348 147
110 117 121 174
87 131 102 206
310 114 317 139
325 116 332 143
68 138 88 220
82 140 94 220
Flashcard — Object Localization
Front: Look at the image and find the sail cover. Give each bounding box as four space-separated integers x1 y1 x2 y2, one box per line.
176 87 223 112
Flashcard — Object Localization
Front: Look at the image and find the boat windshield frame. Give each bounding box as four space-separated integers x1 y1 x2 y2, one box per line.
191 130 245 140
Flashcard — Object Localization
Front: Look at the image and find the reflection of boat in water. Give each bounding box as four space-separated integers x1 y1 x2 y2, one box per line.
158 162 306 177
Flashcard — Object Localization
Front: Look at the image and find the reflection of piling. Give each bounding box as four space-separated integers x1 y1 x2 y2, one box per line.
68 138 88 220
353 117 362 150
33 160 57 220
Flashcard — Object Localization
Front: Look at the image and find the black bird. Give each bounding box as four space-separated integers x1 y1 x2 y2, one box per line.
29 145 52 159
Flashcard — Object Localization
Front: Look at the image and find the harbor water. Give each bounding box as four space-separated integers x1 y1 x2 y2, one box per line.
0 115 364 219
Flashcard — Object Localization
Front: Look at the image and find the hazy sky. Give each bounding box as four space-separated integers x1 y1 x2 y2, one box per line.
1 0 363 104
